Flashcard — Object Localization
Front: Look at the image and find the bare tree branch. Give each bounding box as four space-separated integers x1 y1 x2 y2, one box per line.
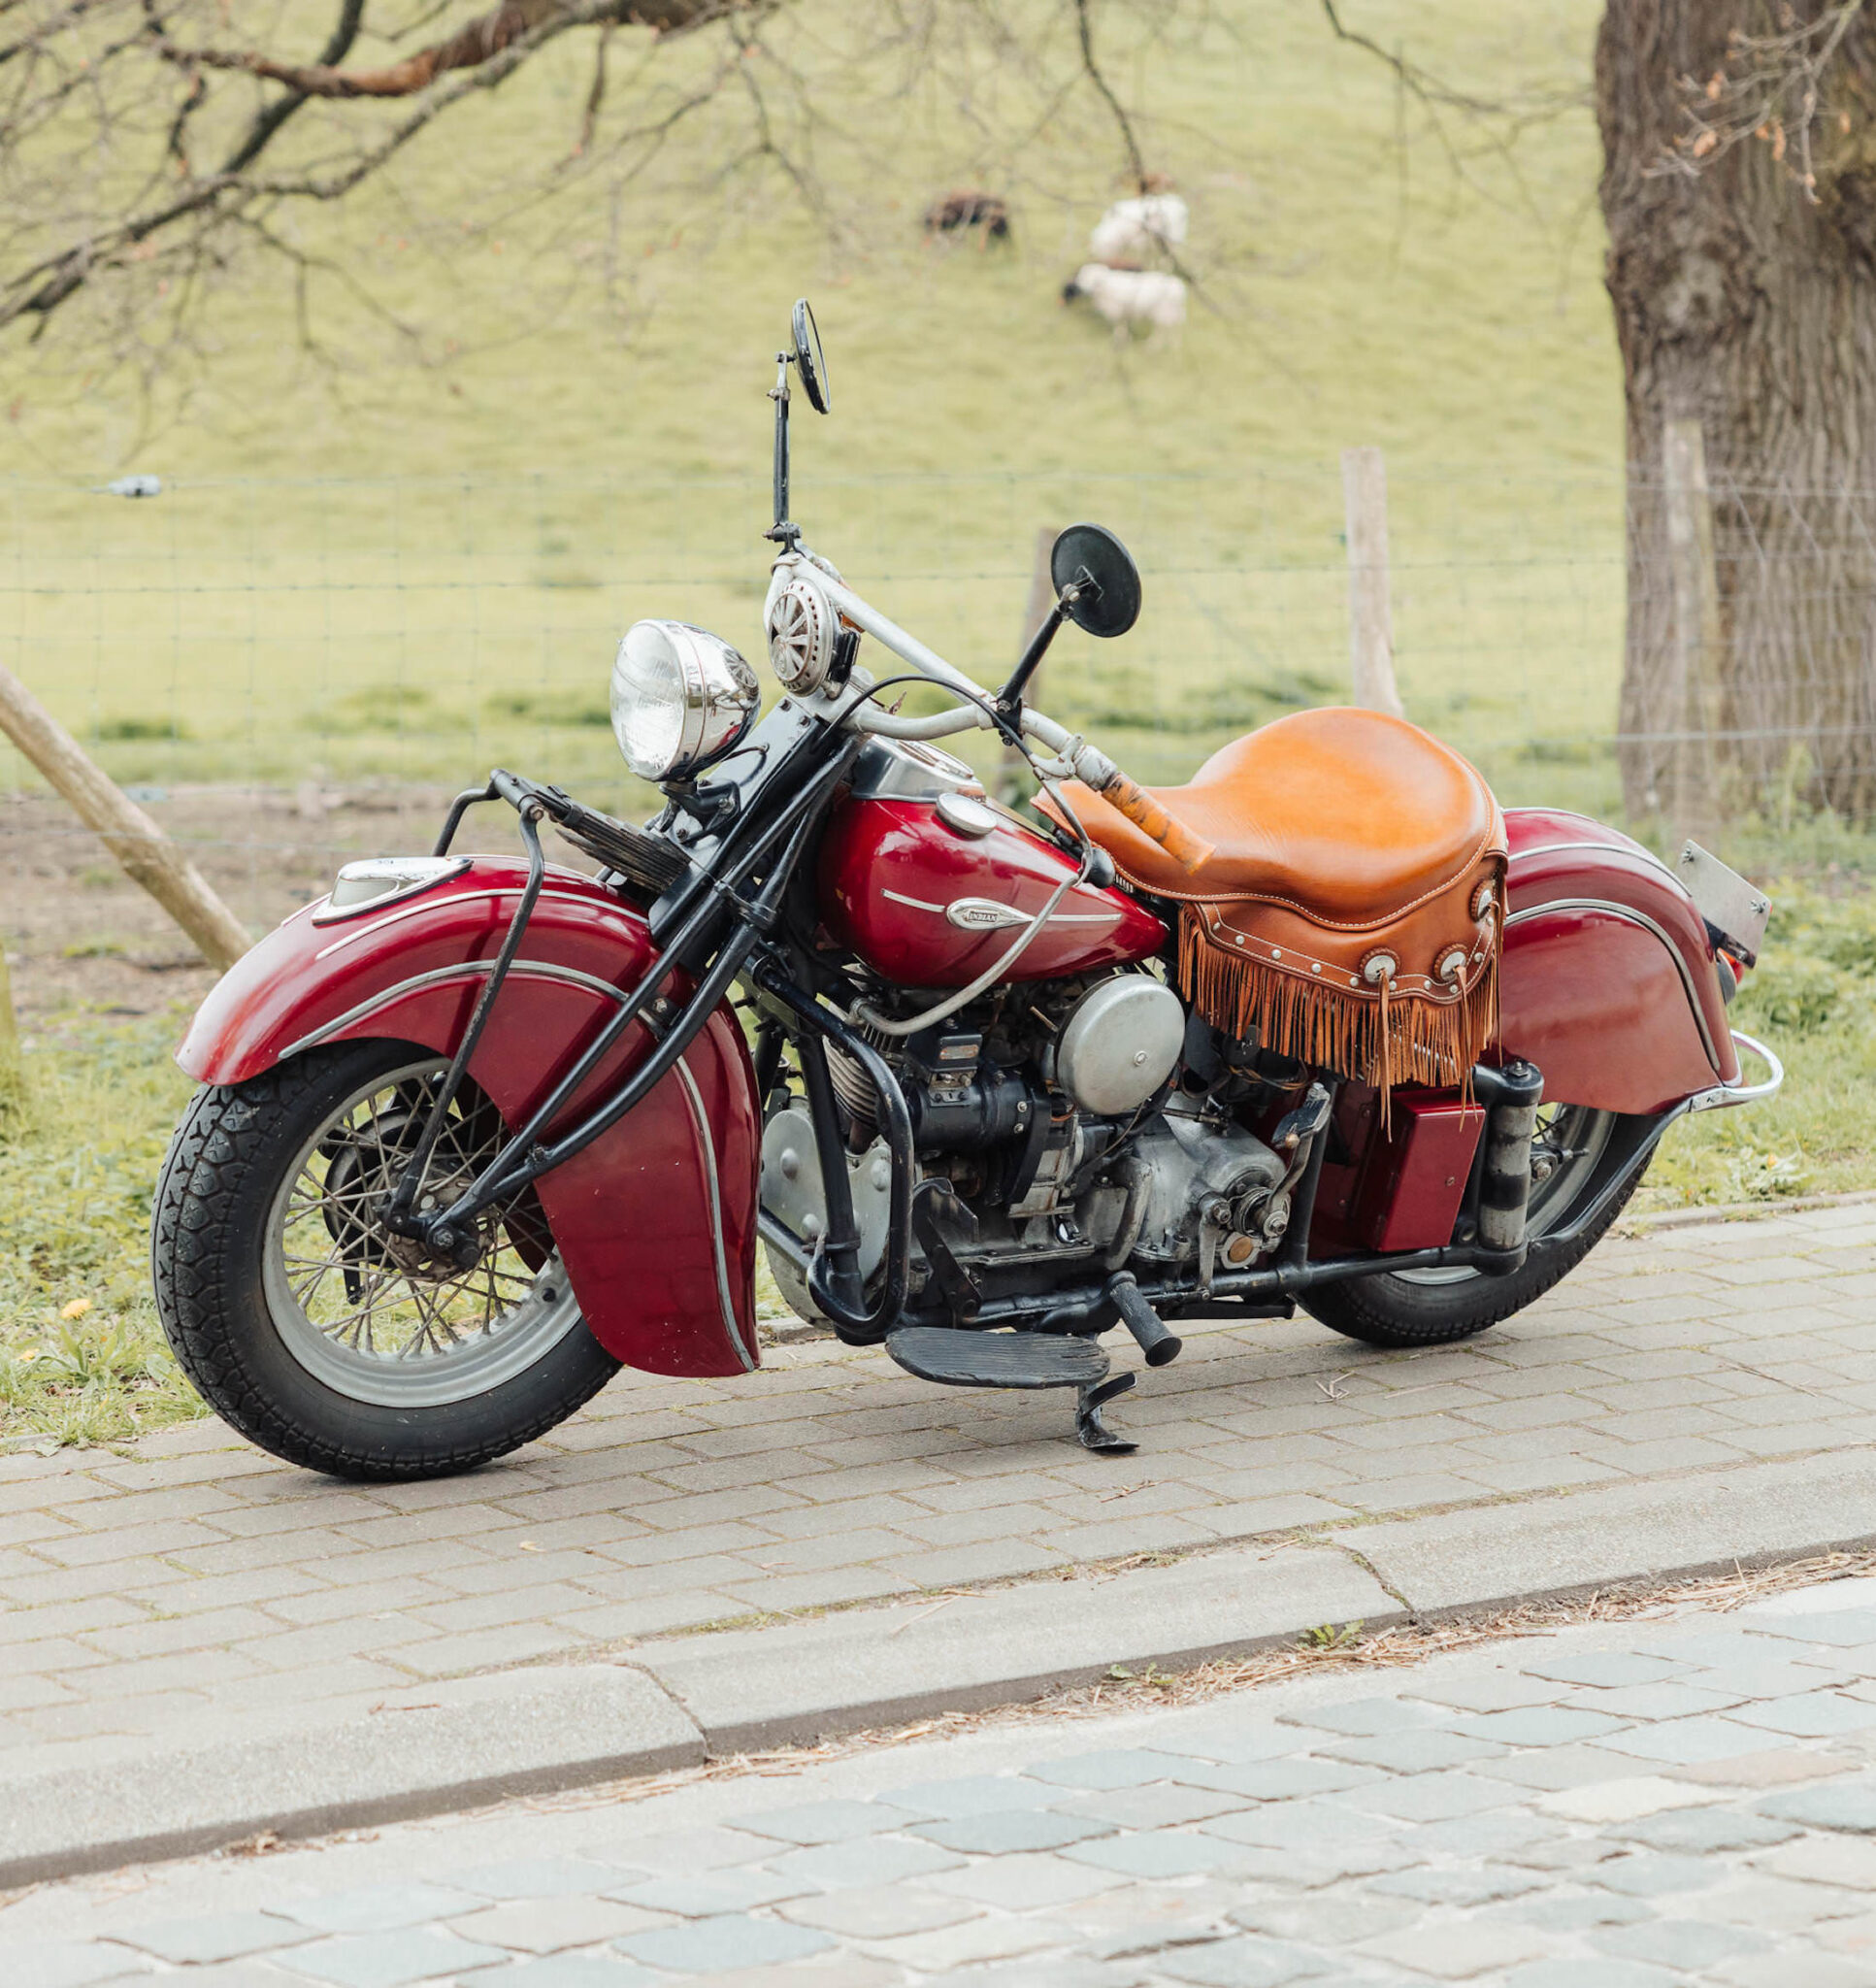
1315 0 1590 223
221 0 369 174
1664 0 1867 200
576 17 614 153
0 0 1189 366
1319 0 1525 118
167 0 725 100
4 0 712 332
1071 0 1147 193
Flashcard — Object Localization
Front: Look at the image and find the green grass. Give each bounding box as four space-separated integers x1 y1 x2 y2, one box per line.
0 3 1629 819
0 1013 206 1450
1639 878 1876 1212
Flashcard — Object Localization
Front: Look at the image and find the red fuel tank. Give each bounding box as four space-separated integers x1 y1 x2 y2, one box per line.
819 794 1168 987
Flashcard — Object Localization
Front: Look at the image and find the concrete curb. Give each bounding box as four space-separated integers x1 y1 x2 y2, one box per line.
1615 1187 1876 1233
14 1447 1876 1887
635 1540 1399 1755
1353 1447 1876 1614
0 1665 703 1892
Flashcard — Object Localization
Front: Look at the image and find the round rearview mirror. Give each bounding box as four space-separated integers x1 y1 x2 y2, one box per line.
1051 523 1141 639
792 298 831 414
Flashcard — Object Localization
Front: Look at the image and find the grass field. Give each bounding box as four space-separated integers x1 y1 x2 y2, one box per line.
0 4 1631 817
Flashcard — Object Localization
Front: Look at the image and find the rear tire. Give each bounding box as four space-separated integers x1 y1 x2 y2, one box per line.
152 1040 620 1481
1301 1105 1647 1349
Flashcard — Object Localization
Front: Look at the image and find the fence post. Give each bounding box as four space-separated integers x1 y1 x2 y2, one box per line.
1000 525 1059 804
0 661 249 972
1661 417 1724 846
1341 447 1406 720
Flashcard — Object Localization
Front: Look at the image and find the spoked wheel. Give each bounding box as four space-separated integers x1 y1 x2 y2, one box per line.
1301 1104 1646 1349
154 1041 620 1479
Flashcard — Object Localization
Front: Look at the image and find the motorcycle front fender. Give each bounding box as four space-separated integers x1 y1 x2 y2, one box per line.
1499 808 1741 1115
176 857 761 1379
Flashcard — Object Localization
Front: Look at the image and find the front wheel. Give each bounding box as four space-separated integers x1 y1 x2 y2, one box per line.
1301 1105 1646 1349
153 1040 620 1480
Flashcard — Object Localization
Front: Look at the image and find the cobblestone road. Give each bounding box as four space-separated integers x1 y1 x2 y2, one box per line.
0 1205 1870 1756
16 1570 1876 1985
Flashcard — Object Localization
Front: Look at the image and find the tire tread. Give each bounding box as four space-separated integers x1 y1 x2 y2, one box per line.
1300 1145 1649 1349
152 1047 617 1481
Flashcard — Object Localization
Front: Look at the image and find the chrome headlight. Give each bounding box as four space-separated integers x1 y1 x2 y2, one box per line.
609 620 759 782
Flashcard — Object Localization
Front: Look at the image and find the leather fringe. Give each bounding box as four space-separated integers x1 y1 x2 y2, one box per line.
1178 909 1499 1096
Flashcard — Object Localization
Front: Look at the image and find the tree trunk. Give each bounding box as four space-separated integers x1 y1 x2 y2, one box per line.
1597 1 1876 823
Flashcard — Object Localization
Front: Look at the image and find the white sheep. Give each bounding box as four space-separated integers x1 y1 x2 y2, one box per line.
1088 193 1189 266
1062 264 1187 344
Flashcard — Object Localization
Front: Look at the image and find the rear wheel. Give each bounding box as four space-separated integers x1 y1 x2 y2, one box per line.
153 1040 620 1480
1301 1104 1645 1349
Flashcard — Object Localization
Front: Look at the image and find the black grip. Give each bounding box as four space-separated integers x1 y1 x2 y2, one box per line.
489 767 538 813
1106 1273 1183 1368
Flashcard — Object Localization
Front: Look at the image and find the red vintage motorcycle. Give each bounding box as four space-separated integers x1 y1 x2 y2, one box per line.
154 302 1781 1476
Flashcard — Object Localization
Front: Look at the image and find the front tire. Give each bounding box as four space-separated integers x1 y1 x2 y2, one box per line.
153 1040 620 1480
1301 1105 1646 1349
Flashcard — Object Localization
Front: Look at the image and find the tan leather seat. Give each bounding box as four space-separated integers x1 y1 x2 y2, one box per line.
1048 707 1500 923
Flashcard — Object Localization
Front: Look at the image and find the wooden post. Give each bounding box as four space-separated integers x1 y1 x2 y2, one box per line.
1341 447 1406 719
1018 523 1060 659
0 661 248 971
999 524 1060 805
1662 417 1724 845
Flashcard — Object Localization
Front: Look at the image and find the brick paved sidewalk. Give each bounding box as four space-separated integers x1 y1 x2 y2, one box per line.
15 1567 1876 1985
0 1203 1869 1761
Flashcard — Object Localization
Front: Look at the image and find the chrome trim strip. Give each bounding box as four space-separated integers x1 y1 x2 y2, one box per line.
280 955 753 1370
1688 1030 1785 1112
674 1058 757 1370
1505 896 1725 1069
313 885 616 961
279 959 633 1061
1510 840 1678 881
883 887 1113 928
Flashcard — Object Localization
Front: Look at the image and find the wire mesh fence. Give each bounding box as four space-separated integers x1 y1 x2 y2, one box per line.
1620 457 1876 826
2 461 1867 933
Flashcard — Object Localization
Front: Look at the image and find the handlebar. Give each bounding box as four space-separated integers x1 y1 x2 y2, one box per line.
844 703 994 742
788 552 1215 877
1090 769 1215 874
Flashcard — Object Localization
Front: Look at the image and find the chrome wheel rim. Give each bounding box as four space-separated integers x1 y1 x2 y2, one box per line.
263 1057 583 1407
1391 1104 1615 1288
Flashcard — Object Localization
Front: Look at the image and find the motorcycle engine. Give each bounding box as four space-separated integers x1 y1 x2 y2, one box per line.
762 968 1302 1319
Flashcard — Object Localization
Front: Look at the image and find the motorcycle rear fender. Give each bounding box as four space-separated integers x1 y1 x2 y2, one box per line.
175 857 761 1378
1499 808 1740 1114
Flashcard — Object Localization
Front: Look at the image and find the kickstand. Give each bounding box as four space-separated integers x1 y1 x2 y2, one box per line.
1075 1372 1138 1456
